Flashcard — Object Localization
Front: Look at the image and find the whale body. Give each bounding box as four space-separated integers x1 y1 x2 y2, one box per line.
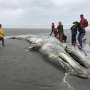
8 34 88 79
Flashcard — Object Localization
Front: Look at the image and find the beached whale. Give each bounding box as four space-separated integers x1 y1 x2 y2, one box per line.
8 34 88 79
30 41 88 79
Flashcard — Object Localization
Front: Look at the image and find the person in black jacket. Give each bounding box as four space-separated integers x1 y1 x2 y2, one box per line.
71 21 86 49
71 22 78 46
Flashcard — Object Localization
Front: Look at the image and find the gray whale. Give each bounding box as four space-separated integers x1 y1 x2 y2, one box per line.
8 34 88 79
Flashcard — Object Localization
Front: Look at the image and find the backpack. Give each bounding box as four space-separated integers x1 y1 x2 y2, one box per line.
84 19 88 27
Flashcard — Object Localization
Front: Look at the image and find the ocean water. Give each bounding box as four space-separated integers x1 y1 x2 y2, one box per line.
0 28 90 90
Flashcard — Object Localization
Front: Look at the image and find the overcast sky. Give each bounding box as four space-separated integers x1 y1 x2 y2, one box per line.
0 0 90 28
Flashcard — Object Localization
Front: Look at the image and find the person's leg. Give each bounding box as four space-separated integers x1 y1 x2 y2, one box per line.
72 33 76 46
78 33 81 49
54 32 57 37
71 30 75 45
60 34 63 43
63 34 67 43
74 33 77 46
81 33 85 48
58 33 60 40
71 34 74 45
78 33 85 49
58 33 61 41
2 38 5 46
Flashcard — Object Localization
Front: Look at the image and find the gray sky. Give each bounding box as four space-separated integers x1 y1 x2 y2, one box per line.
0 0 90 28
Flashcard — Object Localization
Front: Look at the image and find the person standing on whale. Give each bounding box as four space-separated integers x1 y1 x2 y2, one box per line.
78 14 88 49
50 22 58 37
71 21 78 46
57 22 64 42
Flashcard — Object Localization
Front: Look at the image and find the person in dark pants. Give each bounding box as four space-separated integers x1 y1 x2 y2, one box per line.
71 22 78 46
77 22 86 49
78 14 88 49
50 22 58 37
63 34 67 43
78 31 85 49
57 22 64 42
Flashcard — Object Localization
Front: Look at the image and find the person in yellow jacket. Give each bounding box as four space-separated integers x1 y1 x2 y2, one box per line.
0 24 5 46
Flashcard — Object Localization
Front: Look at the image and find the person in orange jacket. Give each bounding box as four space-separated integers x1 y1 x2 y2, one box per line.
0 24 5 46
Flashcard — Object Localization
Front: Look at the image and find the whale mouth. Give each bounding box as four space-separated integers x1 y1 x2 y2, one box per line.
64 46 88 69
71 71 88 79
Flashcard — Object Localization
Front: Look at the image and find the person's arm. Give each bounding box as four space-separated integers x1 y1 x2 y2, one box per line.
71 25 74 30
50 29 53 36
50 26 55 36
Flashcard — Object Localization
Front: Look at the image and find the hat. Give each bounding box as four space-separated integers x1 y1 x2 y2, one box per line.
73 21 79 25
80 14 84 17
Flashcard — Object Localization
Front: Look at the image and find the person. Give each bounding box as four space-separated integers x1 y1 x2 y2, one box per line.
70 21 78 46
50 22 58 37
78 14 88 49
57 22 64 42
0 24 5 46
80 14 88 29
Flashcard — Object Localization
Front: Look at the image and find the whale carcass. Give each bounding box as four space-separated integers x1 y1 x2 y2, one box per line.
9 35 88 79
